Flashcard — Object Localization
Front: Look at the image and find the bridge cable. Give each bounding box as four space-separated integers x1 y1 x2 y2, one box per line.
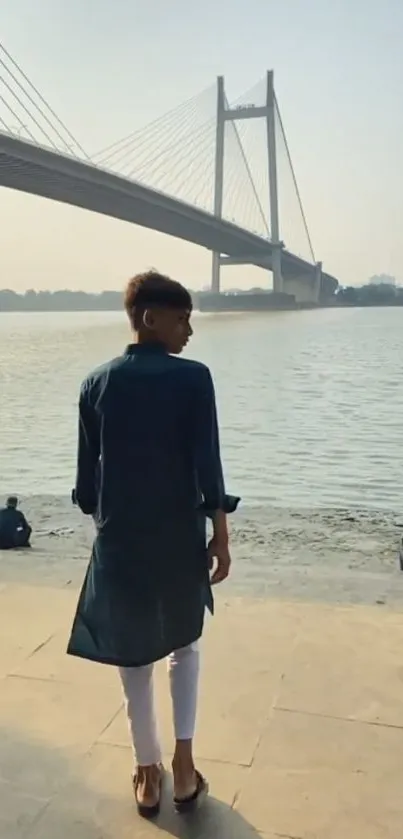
231 77 266 108
238 117 270 237
161 124 216 203
0 72 67 151
126 115 216 184
107 96 206 175
190 146 217 210
0 43 89 159
137 125 215 203
232 161 258 232
120 94 214 177
222 132 248 226
0 92 37 143
93 85 215 161
223 132 254 230
274 93 315 262
96 96 201 169
93 91 203 160
225 96 270 238
0 56 83 157
222 102 268 235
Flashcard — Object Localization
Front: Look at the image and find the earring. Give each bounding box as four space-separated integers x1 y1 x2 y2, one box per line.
143 310 152 329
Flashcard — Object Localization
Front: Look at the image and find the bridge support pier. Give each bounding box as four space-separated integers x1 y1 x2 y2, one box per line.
207 71 328 298
212 252 221 294
266 71 283 294
314 261 322 303
210 70 284 295
271 244 283 294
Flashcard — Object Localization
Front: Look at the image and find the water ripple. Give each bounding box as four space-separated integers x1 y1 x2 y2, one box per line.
1 307 402 510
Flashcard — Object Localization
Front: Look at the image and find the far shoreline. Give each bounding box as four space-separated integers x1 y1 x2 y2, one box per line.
1 281 403 313
1 302 403 313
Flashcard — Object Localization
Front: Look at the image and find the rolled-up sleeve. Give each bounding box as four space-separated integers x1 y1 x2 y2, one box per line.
192 366 225 512
75 381 100 515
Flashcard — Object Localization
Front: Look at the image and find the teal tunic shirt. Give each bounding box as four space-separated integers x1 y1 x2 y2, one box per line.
67 343 239 668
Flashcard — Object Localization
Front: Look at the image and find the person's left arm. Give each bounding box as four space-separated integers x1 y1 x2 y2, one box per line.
16 510 30 531
75 380 100 515
192 365 226 513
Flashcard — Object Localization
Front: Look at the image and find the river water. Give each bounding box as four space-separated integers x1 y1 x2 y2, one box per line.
1 307 402 511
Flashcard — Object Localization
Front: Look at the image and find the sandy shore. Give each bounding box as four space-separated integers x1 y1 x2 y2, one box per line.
1 495 403 607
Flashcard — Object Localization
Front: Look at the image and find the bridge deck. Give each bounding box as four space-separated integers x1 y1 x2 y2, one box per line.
0 133 338 289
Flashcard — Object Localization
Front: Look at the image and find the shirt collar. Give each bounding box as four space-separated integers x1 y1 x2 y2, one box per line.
124 342 166 356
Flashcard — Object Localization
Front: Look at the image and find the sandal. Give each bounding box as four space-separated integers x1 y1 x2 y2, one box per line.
133 763 164 819
174 770 209 814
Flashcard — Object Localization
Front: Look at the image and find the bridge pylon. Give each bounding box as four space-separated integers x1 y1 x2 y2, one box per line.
211 70 282 294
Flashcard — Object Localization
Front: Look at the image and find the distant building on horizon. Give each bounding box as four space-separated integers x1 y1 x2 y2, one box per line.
369 273 397 286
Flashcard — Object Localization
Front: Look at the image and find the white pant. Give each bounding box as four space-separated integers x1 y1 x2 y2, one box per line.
119 641 200 766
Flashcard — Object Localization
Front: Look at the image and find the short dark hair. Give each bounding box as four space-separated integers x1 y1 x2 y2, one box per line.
124 270 192 329
6 496 18 508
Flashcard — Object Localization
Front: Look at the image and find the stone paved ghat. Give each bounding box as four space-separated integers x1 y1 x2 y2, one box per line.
0 582 402 837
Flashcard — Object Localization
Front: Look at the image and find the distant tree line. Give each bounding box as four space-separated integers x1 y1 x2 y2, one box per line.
0 288 204 312
0 282 402 312
0 289 123 311
335 283 403 306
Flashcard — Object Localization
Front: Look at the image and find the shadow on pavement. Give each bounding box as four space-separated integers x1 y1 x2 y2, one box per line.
156 773 261 838
0 728 262 838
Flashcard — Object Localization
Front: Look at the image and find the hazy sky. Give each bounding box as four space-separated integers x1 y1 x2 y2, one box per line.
1 0 403 291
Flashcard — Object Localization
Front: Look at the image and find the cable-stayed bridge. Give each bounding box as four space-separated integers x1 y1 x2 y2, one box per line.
0 44 338 302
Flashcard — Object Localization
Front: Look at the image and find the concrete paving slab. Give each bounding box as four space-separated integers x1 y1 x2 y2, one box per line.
0 676 121 796
276 614 403 726
27 743 255 839
0 584 76 678
0 583 75 629
0 781 48 839
12 631 119 688
1 586 403 837
0 725 79 799
236 707 403 837
100 606 294 766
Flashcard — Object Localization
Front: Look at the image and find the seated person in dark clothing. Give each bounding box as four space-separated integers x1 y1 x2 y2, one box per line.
0 496 32 549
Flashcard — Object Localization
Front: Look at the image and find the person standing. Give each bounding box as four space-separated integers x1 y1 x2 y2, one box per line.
67 271 239 817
